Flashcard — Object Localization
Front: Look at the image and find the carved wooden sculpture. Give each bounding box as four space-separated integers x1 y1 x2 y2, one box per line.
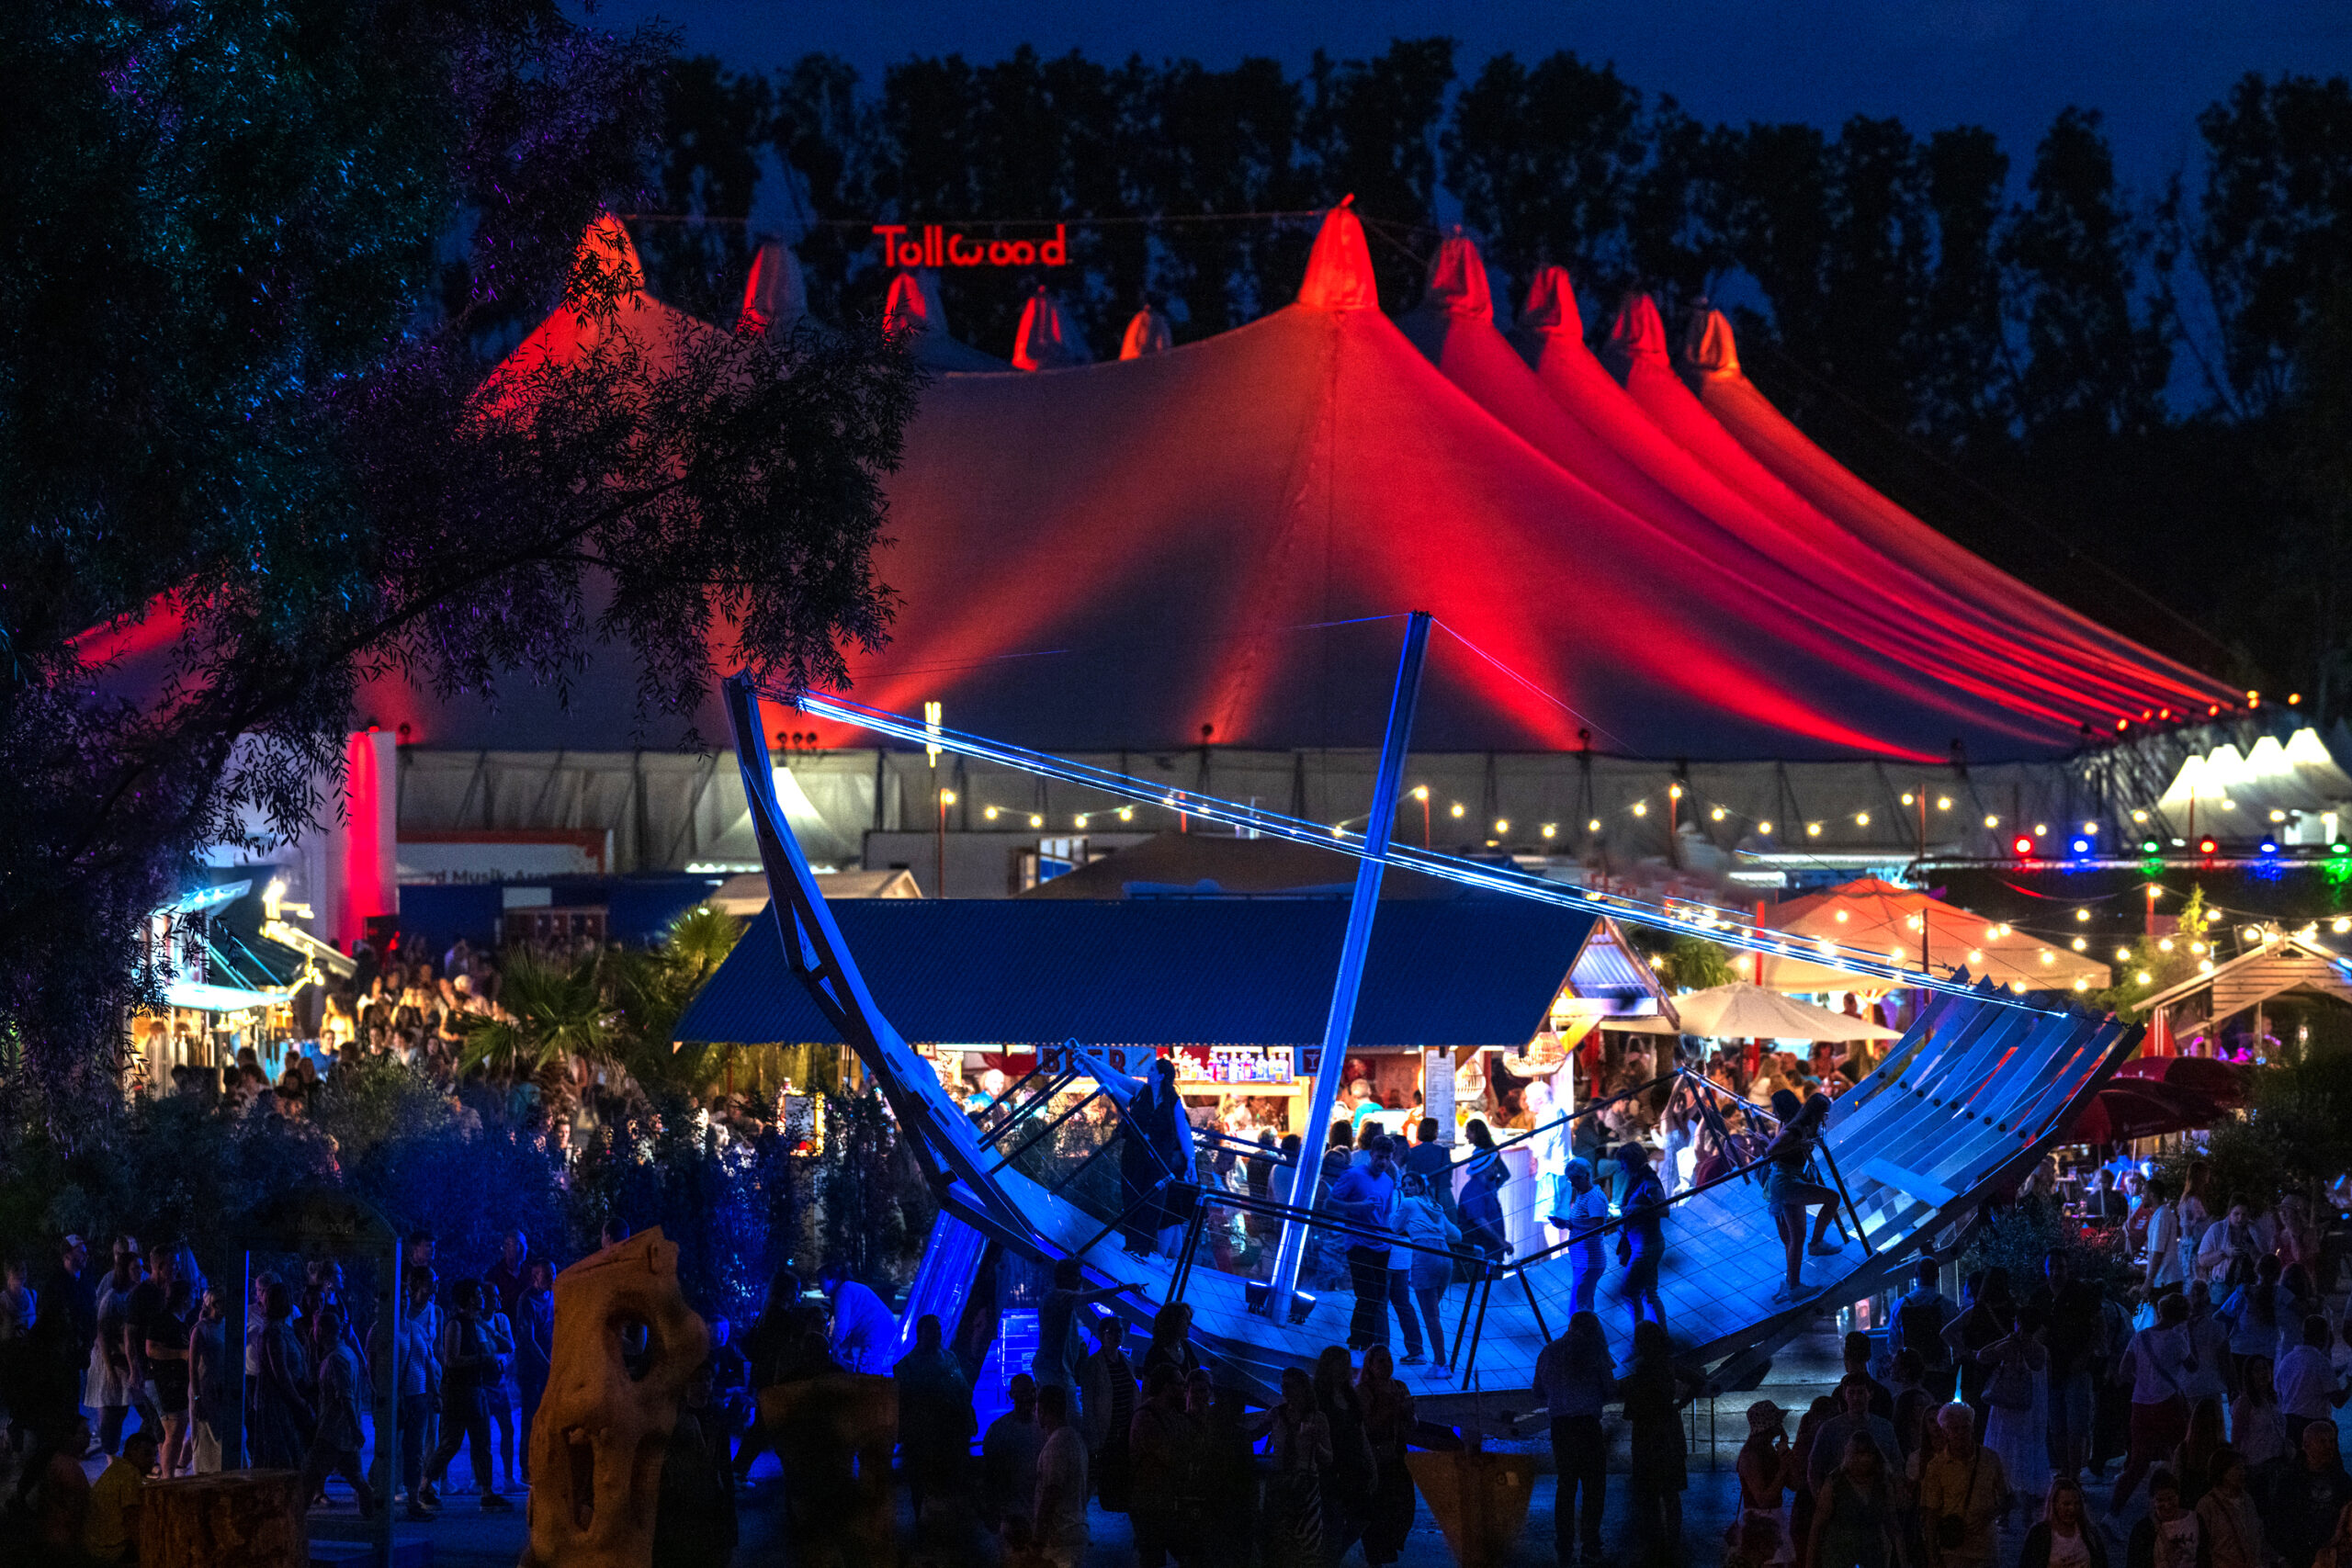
523 1229 708 1568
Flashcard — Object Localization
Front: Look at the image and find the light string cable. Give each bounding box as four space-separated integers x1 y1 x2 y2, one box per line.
765 680 2059 1014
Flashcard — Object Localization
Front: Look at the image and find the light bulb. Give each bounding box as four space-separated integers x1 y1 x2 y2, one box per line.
1493 819 1510 835
1807 822 1823 837
1855 812 1871 827
1668 783 1683 799
1588 818 1602 833
1710 807 1725 821
939 789 956 805
1758 821 1773 835
984 806 1000 820
1029 814 1044 829
1118 807 1134 820
1542 823 1557 840
1984 814 1999 829
2075 909 2090 921
1937 796 1951 810
1449 802 1465 818
2115 948 2132 963
1633 801 1648 817
1901 793 1915 806
2072 937 2086 952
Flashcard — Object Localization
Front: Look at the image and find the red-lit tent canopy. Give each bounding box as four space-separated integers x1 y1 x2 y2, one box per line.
817 205 2155 760
1396 241 2215 735
1600 295 2233 728
1682 311 2231 727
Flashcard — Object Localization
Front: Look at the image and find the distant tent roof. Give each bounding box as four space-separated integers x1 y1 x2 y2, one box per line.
1683 309 2233 721
1012 288 1090 370
738 238 806 335
884 269 1010 372
1120 307 1173 359
673 897 1596 1047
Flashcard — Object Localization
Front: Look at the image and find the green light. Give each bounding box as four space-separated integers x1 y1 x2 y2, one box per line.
2335 841 2349 855
2142 839 2161 852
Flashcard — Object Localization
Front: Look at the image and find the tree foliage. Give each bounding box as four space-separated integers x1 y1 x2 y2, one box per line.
0 1 915 1106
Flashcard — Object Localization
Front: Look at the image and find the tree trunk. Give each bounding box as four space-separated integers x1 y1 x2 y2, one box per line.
140 1470 307 1568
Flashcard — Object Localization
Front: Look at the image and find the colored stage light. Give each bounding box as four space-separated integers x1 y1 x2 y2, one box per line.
2197 837 2219 854
2012 836 2034 857
2070 837 2091 854
2142 839 2160 852
2259 836 2278 855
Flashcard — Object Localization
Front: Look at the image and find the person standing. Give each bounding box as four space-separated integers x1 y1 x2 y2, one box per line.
2174 1165 2214 1285
127 1245 198 1477
2126 1469 2202 1568
1075 1314 1138 1515
1314 1345 1374 1562
1456 1121 1511 1264
2267 1418 2352 1568
1261 1365 1331 1568
2145 1176 2185 1293
1396 1173 1461 1374
481 1231 529 1323
26 1234 91 1438
1357 1345 1417 1568
890 1314 974 1521
1896 1258 1958 1403
1622 1319 1696 1568
424 1280 510 1511
2192 1449 2264 1568
1032 1383 1090 1568
1329 1135 1419 1359
1127 1364 1194 1567
1534 1311 1612 1566
1030 1258 1137 1399
249 1276 313 1472
297 1307 375 1517
1734 1401 1794 1567
2109 1293 2195 1523
513 1259 553 1484
2276 1314 2349 1448
1615 1143 1668 1337
187 1285 232 1473
2028 1252 2100 1482
1550 1158 1611 1316
981 1373 1045 1532
650 1358 738 1568
1944 1269 2015 1432
1807 1432 1898 1568
89 1240 140 1456
1975 1304 2050 1521
2017 1474 2107 1568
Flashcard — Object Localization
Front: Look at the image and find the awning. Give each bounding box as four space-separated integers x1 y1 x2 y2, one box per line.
161 980 286 1014
2062 1078 2223 1144
1668 981 1902 1042
674 897 1597 1049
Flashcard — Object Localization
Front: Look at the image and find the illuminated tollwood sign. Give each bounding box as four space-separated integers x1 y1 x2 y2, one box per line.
875 224 1070 268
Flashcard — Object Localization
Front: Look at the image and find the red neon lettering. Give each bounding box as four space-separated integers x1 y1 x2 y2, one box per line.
1010 240 1035 265
948 233 985 265
928 225 944 267
878 223 1077 265
987 239 1012 265
872 224 908 267
1041 223 1068 265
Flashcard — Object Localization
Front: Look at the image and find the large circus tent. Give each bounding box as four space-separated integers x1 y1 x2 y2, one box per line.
90 203 2334 919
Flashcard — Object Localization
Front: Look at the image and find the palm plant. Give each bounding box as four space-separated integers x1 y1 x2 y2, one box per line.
458 948 616 1085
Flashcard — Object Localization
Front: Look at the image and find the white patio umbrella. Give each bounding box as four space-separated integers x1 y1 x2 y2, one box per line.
1669 981 1904 1043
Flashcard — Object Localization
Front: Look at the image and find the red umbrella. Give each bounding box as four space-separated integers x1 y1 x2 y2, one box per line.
2114 1055 2246 1108
2064 1078 2224 1144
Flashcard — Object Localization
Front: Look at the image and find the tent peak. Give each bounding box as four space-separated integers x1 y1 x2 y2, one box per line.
1423 235 1492 321
1605 294 1670 369
1519 266 1582 336
572 212 646 303
1686 307 1740 378
883 269 942 339
1120 304 1173 359
738 237 805 336
1012 286 1091 371
1297 200 1379 312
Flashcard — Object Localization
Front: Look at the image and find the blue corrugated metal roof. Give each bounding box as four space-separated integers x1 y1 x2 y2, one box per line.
675 897 1597 1049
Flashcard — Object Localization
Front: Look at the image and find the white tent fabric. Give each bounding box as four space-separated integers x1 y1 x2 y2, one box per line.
1669 981 1901 1042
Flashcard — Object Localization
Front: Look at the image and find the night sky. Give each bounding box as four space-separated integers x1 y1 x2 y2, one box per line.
590 0 2352 194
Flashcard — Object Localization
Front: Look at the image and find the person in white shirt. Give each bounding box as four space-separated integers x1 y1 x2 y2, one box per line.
2277 1313 2350 1448
1547 1158 1611 1314
819 1261 896 1374
1032 1383 1090 1568
2109 1292 2197 1521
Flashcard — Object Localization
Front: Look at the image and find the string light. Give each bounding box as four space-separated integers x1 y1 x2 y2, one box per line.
2114 947 2132 963
1902 792 1915 806
1541 823 1557 840
1710 807 1726 821
1588 818 1602 833
1668 784 1683 800
984 806 1001 820
2040 951 2054 965
2072 937 2087 952
2135 970 2153 985
1937 796 1951 810
1118 807 1134 821
2075 909 2091 922
1855 812 1871 827
2335 919 2351 934
2073 978 2089 991
1757 821 1773 835
1449 802 1465 819
2157 938 2174 953
1633 801 1648 817
2199 959 2214 973
1984 814 1999 829
2081 822 2098 835
1029 814 1045 829
1493 818 1510 835
1834 910 1850 923
2132 809 2148 823
2034 823 2048 836
939 789 957 805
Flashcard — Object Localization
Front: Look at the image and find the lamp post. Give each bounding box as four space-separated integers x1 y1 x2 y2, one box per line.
936 788 956 898
1411 785 1430 848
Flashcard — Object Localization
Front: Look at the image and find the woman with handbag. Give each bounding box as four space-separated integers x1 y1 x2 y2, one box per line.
1975 1304 2050 1529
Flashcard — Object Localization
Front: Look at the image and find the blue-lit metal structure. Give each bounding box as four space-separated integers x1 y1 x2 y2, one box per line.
721 670 2136 1409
